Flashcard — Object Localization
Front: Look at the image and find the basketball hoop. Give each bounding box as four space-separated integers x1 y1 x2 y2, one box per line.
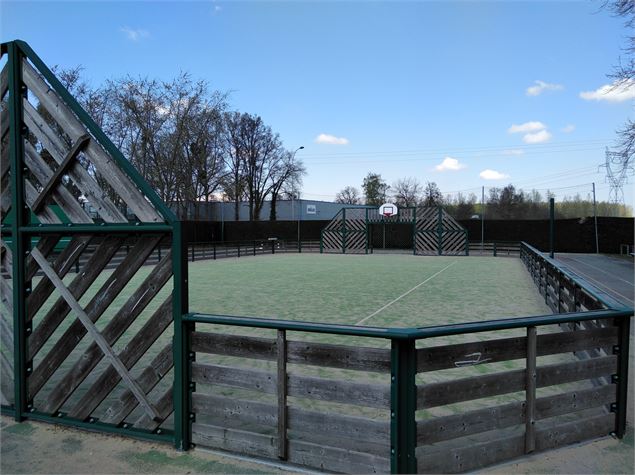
378 203 398 217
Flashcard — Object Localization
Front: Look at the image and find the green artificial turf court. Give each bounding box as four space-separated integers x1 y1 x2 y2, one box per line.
188 253 550 329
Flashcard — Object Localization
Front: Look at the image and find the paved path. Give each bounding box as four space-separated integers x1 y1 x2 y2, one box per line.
555 253 634 306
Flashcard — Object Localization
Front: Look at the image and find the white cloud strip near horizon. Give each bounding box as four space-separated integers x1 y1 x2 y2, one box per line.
562 124 575 133
526 80 564 96
435 157 466 172
508 121 546 134
523 129 552 144
501 149 524 156
120 26 149 41
480 169 509 180
315 133 349 145
579 79 635 103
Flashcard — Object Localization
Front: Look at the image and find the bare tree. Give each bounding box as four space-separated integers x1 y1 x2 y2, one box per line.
604 0 635 163
335 186 362 204
269 150 306 220
420 181 443 207
392 177 421 207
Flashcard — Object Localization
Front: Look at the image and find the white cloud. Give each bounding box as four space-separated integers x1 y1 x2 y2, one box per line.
562 124 575 133
523 129 552 144
120 26 149 41
480 169 509 180
526 80 564 96
508 121 546 134
435 157 466 172
579 79 635 103
501 149 524 156
314 133 349 145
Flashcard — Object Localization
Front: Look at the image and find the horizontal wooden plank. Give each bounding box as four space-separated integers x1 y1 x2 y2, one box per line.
192 332 390 373
192 423 390 473
192 423 277 459
416 383 615 445
288 340 390 373
287 438 390 474
417 414 614 473
192 363 390 409
288 374 390 409
192 393 389 447
416 327 618 373
417 355 617 409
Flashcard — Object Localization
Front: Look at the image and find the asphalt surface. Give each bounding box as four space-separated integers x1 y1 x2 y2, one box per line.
555 253 634 307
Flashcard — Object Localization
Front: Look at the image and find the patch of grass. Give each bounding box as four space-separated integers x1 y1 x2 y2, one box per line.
3 422 36 437
121 449 271 474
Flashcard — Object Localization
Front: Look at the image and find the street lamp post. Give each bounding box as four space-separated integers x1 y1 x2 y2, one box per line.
291 146 304 243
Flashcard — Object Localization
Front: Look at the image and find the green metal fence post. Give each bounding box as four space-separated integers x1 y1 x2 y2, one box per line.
172 221 191 450
365 208 369 255
319 231 323 254
412 207 417 255
614 316 631 438
342 208 347 254
464 231 469 256
7 41 29 422
549 197 555 259
437 206 443 256
390 338 417 474
494 242 497 257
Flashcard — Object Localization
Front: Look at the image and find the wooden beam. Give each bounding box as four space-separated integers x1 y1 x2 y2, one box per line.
22 100 127 223
22 61 163 223
100 343 173 425
42 239 167 414
24 142 92 223
31 134 91 212
67 295 173 420
29 247 161 422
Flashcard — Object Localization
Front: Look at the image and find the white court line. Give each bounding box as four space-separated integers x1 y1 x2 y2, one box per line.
355 261 458 326
558 261 634 305
561 255 634 286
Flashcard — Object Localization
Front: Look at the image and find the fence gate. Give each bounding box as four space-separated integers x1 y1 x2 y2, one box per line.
320 206 468 255
0 41 190 449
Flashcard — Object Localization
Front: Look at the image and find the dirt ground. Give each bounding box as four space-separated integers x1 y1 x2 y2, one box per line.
1 414 632 474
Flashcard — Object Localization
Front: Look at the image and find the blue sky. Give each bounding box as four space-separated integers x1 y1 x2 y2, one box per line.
2 1 633 205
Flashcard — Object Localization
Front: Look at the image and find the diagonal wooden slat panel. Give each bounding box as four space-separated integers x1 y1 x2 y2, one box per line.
0 62 8 99
28 236 124 362
43 244 171 414
24 142 92 223
0 311 14 356
67 295 173 420
22 60 163 223
30 248 161 421
100 343 173 425
0 350 13 404
28 237 162 397
23 101 127 223
134 387 173 431
26 236 91 321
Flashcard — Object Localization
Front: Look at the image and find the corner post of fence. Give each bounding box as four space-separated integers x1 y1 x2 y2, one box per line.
464 231 469 256
213 243 216 260
614 316 631 438
253 240 256 256
436 206 443 256
549 197 555 259
319 231 323 254
493 242 497 257
7 41 29 422
172 221 192 450
298 238 301 254
525 326 537 453
277 330 288 459
412 207 417 255
365 208 370 255
342 208 347 254
390 337 417 474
